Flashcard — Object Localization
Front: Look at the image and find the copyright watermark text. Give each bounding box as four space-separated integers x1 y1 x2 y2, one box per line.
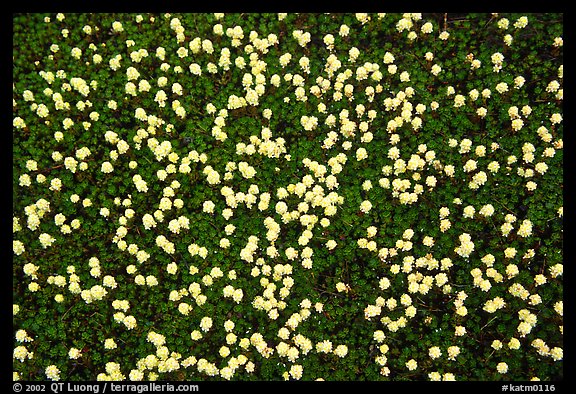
13 383 199 394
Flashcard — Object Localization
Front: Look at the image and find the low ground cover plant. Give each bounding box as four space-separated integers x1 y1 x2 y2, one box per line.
13 13 563 381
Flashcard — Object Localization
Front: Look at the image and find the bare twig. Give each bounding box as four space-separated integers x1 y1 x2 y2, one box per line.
480 316 498 331
61 304 75 321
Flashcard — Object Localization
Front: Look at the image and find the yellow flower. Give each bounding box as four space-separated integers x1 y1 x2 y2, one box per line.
406 359 418 370
428 346 442 359
496 362 508 374
45 365 61 381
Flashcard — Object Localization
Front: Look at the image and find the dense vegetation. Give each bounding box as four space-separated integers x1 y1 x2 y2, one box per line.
13 13 563 381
